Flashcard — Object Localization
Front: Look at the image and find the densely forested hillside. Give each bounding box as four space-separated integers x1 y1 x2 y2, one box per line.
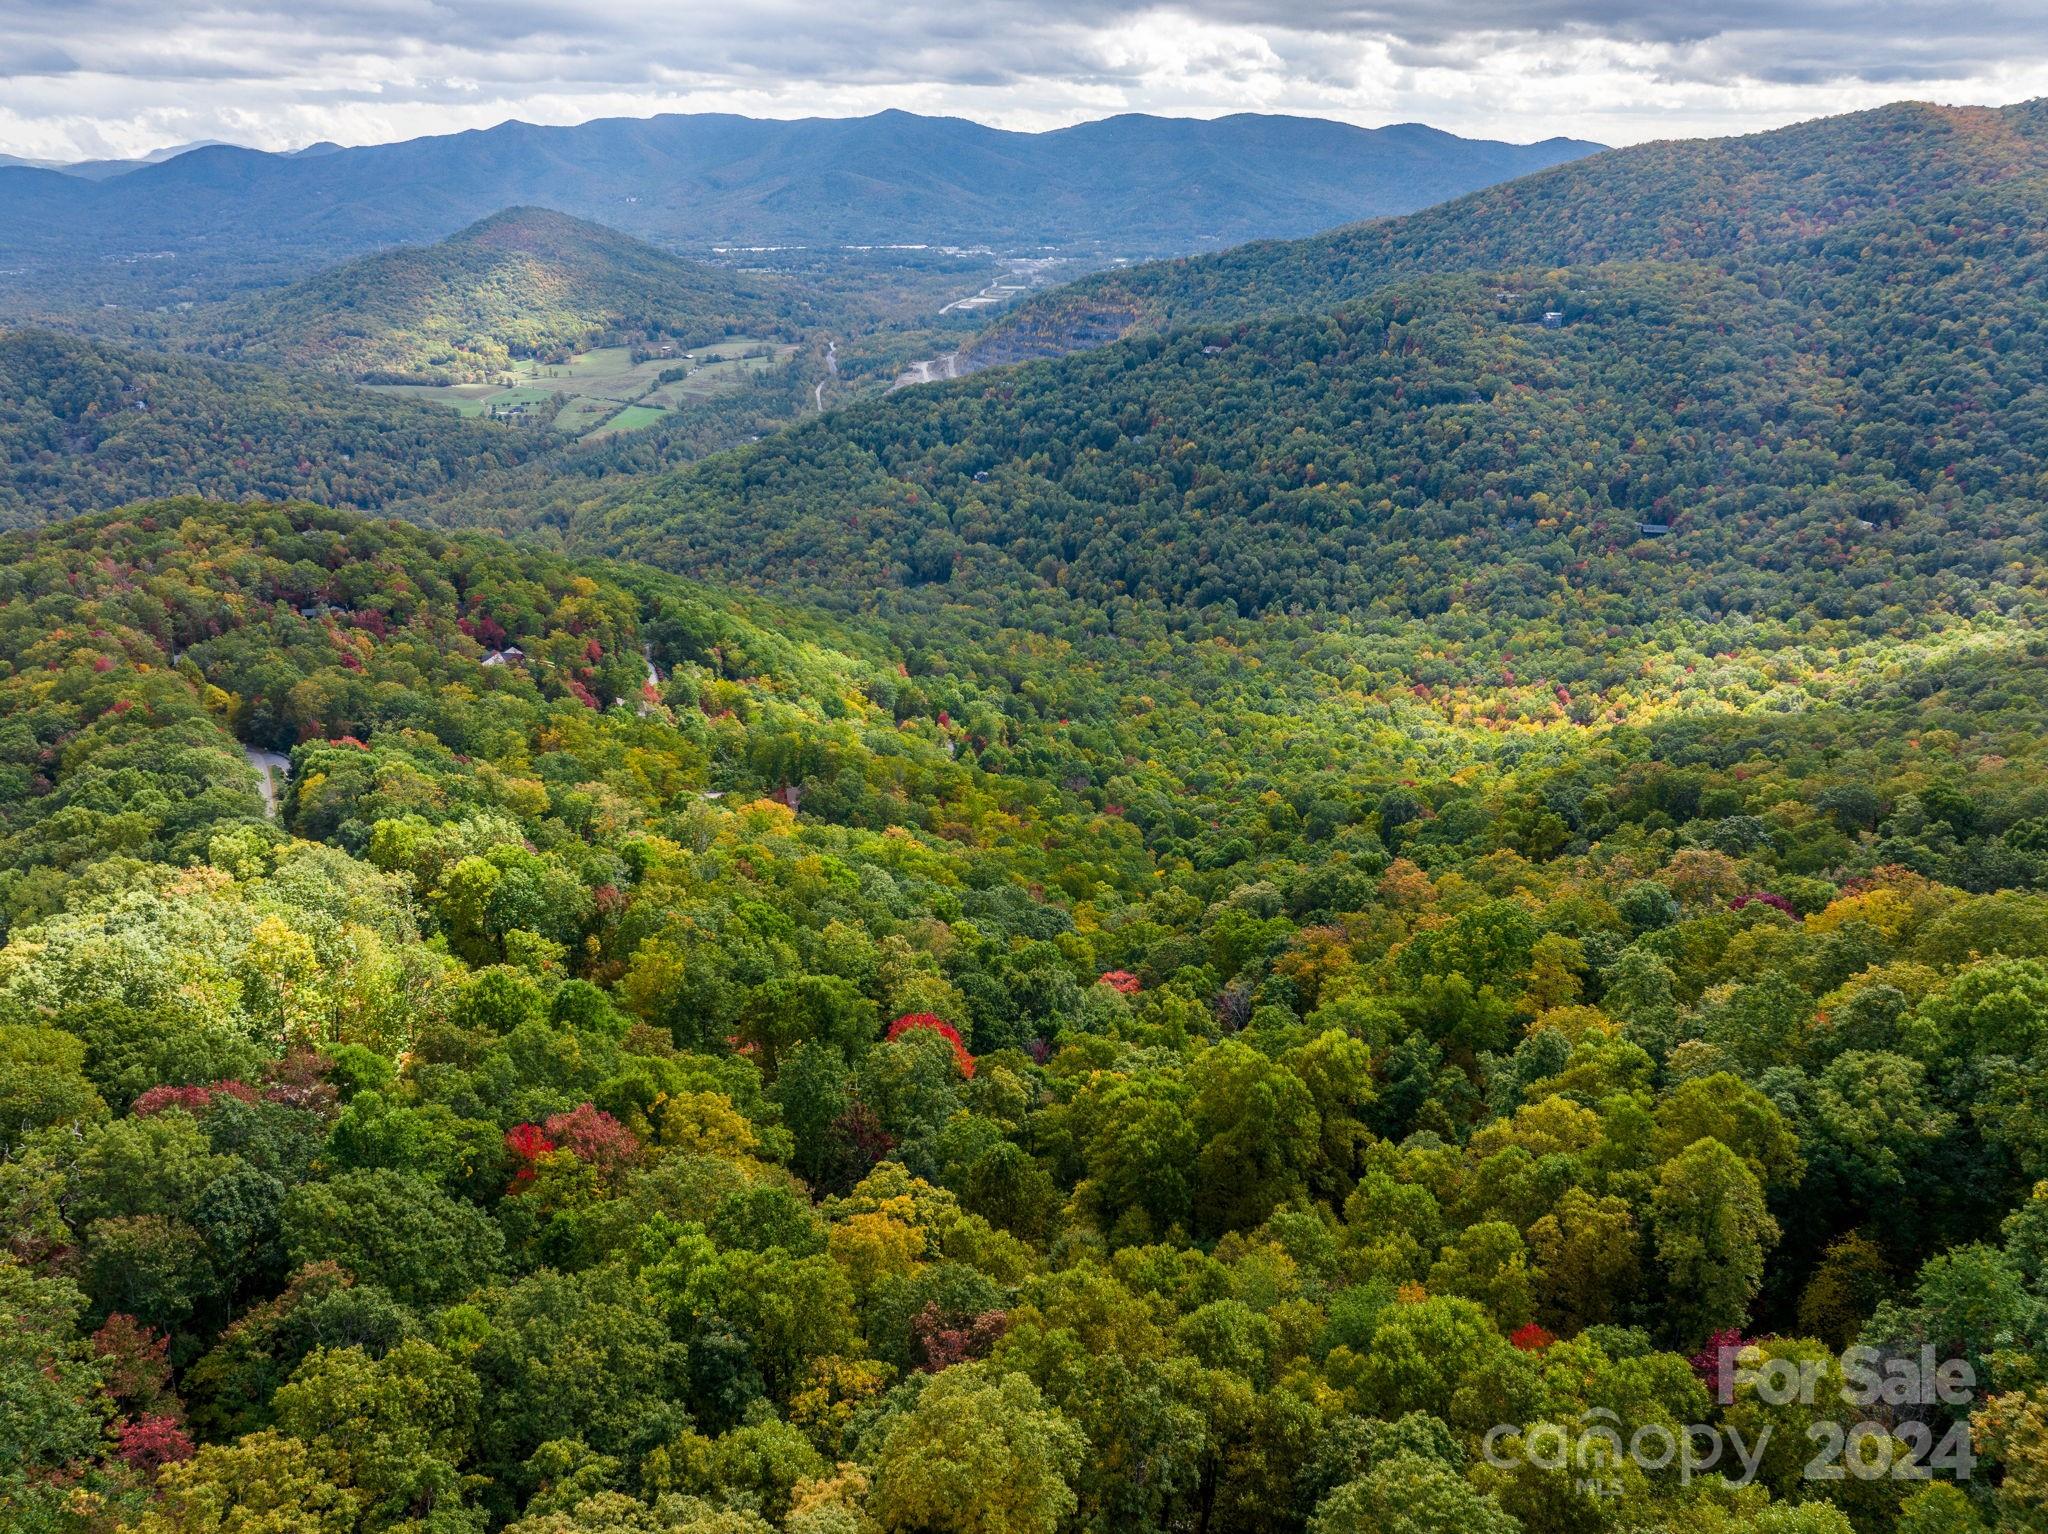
192 209 810 381
970 97 2048 364
0 330 545 525
584 164 2048 652
5 495 2048 1534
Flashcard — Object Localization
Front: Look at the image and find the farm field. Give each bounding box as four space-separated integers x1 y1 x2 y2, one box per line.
552 394 625 433
583 403 669 438
357 381 502 417
361 338 795 436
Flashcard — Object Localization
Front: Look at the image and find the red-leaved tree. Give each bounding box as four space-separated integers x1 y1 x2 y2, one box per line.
131 1081 258 1118
1689 1327 1764 1404
911 1303 1009 1372
541 1103 642 1177
885 1013 975 1078
116 1415 194 1473
504 1123 556 1190
92 1314 179 1418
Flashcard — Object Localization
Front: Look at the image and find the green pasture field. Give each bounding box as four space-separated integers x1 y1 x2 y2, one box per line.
552 395 624 433
583 404 668 438
362 338 796 438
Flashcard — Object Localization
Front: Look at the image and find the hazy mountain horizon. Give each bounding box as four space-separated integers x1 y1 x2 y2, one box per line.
0 106 1602 281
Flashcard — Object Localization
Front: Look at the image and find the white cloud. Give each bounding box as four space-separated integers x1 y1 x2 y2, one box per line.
2 0 2046 160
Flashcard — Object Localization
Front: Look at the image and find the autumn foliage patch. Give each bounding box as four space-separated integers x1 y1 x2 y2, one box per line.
885 1013 975 1078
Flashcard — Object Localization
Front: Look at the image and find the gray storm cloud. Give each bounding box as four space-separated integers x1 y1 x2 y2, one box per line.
1 0 2044 158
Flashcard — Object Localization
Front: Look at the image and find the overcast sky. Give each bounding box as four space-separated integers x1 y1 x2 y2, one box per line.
3 0 2046 162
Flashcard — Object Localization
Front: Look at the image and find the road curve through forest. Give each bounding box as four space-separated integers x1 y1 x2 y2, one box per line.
244 745 290 820
814 340 838 411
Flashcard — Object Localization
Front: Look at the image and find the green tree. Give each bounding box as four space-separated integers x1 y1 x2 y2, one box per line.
273 1340 483 1532
282 1170 505 1307
1426 1222 1534 1331
867 1365 1086 1534
1076 1077 1197 1241
1527 1188 1639 1334
1308 1452 1518 1534
0 1262 111 1503
1188 1041 1319 1237
0 1025 106 1152
1651 1072 1804 1189
124 1430 368 1534
1651 1138 1780 1344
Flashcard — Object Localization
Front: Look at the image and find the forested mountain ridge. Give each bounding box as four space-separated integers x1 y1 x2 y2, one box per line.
964 96 2048 366
581 162 2048 650
190 208 810 381
0 110 1599 285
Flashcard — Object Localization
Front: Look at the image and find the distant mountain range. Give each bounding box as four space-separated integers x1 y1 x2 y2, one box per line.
0 110 1600 281
0 140 237 181
190 207 810 381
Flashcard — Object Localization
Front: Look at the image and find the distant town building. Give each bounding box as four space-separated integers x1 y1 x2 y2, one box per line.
481 646 526 668
1542 311 1565 328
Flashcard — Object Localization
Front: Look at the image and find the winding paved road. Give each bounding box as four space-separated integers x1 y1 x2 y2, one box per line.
245 745 290 820
814 340 838 411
